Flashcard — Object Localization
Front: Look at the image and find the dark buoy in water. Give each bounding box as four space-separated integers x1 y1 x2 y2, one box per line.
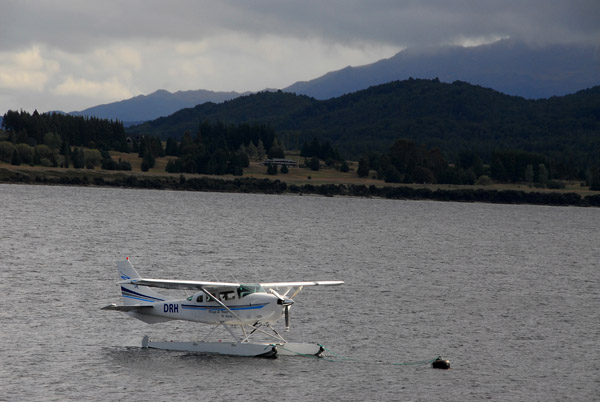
432 356 450 369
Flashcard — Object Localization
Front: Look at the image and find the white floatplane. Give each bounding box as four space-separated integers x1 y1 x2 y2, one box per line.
102 258 344 358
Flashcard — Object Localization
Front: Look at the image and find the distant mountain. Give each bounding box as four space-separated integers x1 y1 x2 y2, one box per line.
283 39 600 100
69 89 250 125
127 79 600 170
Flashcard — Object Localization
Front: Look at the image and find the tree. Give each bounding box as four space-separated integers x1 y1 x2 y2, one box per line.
0 141 15 163
525 164 534 184
143 149 156 169
11 149 21 165
226 153 244 176
165 158 181 173
457 150 484 177
357 158 370 177
268 146 285 159
590 166 600 191
384 165 402 183
36 144 57 167
15 143 34 164
101 157 118 170
340 159 349 172
165 137 179 156
43 132 62 151
61 139 71 168
239 150 250 168
538 163 549 186
84 149 102 168
256 139 266 160
280 164 289 174
491 158 508 181
71 147 85 169
246 141 257 159
118 158 132 171
310 156 320 171
413 166 435 183
267 163 278 175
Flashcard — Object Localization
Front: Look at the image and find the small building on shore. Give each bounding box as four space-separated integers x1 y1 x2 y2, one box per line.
262 158 298 168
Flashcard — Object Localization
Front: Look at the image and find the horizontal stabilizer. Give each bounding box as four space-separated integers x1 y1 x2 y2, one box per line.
101 303 154 312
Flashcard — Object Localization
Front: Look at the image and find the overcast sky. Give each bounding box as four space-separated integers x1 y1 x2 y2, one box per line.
1 0 598 114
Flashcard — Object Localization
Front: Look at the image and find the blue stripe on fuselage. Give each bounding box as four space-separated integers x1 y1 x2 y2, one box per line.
121 286 164 302
181 303 268 311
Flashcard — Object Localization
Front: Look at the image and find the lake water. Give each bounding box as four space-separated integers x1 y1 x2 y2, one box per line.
1 184 598 401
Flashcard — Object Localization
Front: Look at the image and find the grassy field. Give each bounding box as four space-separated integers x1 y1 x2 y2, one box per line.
0 150 597 197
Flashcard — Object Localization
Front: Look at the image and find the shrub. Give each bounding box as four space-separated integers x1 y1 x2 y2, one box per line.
118 159 132 171
84 149 102 167
547 180 566 189
0 141 15 163
102 158 118 170
476 175 493 186
15 143 34 164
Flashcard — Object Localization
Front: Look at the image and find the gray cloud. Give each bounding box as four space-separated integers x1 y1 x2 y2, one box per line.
4 0 598 51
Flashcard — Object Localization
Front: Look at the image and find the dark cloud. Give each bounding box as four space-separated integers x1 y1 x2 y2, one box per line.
2 0 598 52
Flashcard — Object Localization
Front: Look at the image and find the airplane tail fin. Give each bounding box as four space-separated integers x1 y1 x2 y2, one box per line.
117 259 166 305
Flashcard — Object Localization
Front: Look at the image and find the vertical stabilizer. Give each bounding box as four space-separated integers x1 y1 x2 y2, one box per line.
117 259 167 305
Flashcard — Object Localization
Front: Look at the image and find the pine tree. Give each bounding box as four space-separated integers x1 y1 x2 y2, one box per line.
357 158 370 177
267 163 278 175
11 149 21 165
256 140 266 161
246 141 257 159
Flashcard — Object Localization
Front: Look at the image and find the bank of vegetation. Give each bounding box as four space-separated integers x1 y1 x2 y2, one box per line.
1 166 599 207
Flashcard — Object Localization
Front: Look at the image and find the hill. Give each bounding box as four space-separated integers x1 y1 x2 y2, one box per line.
283 39 600 100
69 89 249 125
127 79 600 168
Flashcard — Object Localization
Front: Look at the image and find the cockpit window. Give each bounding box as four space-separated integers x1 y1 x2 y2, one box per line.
237 284 265 298
220 291 235 301
196 295 203 303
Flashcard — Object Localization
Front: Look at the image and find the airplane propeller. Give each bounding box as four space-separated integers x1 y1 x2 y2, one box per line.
284 305 290 329
270 289 294 330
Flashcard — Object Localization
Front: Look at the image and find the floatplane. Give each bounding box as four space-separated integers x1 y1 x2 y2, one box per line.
102 258 344 358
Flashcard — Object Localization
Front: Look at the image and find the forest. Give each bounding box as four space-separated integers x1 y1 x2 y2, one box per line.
0 110 129 170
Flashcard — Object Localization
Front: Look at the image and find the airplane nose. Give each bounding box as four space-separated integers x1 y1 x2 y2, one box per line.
277 298 294 307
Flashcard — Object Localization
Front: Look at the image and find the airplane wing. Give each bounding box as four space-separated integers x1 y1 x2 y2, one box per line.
101 303 154 311
118 278 344 291
259 281 344 288
118 278 240 290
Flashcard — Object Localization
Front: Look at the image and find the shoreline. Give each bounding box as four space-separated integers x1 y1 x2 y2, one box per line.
2 166 599 208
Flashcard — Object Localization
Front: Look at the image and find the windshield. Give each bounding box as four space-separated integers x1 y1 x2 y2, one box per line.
237 284 265 298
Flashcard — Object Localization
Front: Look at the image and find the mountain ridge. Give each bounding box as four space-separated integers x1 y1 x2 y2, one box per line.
283 39 600 100
126 79 600 168
69 88 250 124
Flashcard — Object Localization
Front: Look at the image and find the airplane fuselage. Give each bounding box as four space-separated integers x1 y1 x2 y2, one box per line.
130 291 283 325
